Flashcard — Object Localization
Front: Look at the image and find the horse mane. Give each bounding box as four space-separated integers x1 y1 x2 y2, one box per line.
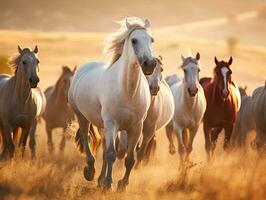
103 17 150 66
180 56 200 69
54 66 72 90
8 48 31 74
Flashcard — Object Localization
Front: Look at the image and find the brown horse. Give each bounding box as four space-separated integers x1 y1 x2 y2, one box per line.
200 57 241 159
0 46 45 159
42 66 76 153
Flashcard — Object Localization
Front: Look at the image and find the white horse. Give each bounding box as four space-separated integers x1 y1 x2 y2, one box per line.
136 56 174 164
68 17 156 191
166 53 206 165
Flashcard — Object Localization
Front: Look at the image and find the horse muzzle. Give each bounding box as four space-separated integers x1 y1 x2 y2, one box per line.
141 58 156 75
29 77 40 88
188 86 198 97
150 85 160 96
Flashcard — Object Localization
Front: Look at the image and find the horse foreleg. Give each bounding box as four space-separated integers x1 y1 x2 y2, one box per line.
173 123 185 167
117 122 142 192
0 125 12 160
59 128 67 152
143 137 156 165
76 112 95 181
29 119 37 159
203 122 211 161
136 127 155 165
185 126 198 162
102 119 117 191
19 125 31 158
210 127 222 156
45 124 54 154
97 139 107 188
224 124 233 150
166 121 176 155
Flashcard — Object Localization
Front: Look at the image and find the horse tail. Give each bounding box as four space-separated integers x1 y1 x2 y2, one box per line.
89 124 102 155
75 128 84 153
74 125 102 155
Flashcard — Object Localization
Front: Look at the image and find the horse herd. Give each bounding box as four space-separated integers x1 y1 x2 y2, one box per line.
0 17 265 192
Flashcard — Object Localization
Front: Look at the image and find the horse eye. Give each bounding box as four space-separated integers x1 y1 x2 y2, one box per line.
22 61 26 65
184 69 187 73
198 69 201 72
131 38 137 45
151 37 154 43
37 60 40 64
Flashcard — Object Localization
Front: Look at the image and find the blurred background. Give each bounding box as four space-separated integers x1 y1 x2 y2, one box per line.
0 0 265 45
0 1 266 200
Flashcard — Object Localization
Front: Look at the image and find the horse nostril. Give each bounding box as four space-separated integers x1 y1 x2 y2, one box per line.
143 60 148 67
29 78 33 83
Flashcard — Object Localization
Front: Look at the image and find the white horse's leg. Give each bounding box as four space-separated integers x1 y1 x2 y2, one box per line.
166 121 176 155
97 140 107 188
102 119 117 190
136 126 155 165
185 126 198 162
173 123 185 165
76 112 95 181
117 122 142 192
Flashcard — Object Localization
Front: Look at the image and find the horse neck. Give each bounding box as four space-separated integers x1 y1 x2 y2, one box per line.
54 81 68 105
210 76 224 103
117 40 142 99
181 81 197 107
14 65 31 104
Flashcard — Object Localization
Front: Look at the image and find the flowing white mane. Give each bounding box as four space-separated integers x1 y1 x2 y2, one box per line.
103 17 151 66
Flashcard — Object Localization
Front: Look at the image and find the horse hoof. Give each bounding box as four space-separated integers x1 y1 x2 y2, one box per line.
83 165 95 181
102 179 113 192
117 180 127 193
169 149 176 155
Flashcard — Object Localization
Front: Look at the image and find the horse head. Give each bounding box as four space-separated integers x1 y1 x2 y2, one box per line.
214 56 233 99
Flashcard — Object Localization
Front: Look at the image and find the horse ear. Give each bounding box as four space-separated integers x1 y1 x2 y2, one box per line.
214 57 219 65
144 19 150 28
18 45 23 54
228 56 233 65
33 45 38 54
181 54 185 62
158 55 163 61
73 65 77 72
244 85 247 91
125 18 132 30
196 52 200 60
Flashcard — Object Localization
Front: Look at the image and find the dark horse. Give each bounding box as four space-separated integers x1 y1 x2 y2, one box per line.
42 66 76 153
200 57 241 159
0 46 45 159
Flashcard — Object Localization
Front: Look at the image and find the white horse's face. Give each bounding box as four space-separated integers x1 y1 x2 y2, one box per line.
129 29 156 75
146 57 163 96
181 53 201 97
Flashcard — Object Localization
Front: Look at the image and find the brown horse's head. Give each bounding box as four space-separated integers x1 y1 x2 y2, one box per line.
214 57 233 99
12 45 40 88
57 65 76 98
